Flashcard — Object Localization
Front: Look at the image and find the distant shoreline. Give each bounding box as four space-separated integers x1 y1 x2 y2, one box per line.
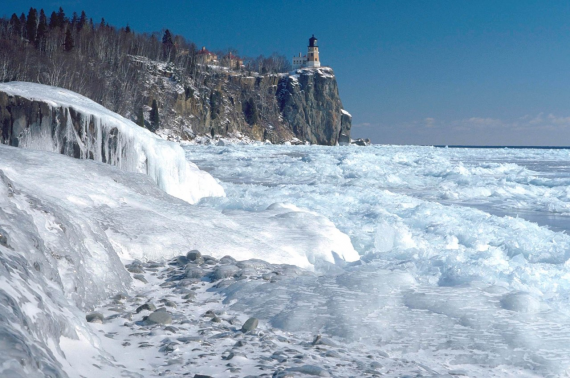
431 145 570 149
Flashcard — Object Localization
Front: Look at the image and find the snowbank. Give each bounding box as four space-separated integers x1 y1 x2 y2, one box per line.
0 145 358 376
0 82 224 204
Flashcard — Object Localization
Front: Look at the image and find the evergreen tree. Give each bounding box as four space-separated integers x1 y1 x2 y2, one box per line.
162 29 175 61
36 9 48 49
71 12 78 29
9 14 21 36
49 11 58 29
150 100 159 131
57 7 66 27
19 13 26 38
78 11 87 31
25 8 38 42
64 28 74 51
125 24 131 33
99 18 106 29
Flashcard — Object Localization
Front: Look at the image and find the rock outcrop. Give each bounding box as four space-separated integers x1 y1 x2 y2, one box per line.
132 58 351 145
277 68 351 145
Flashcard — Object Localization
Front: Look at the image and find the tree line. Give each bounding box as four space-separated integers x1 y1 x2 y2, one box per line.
0 7 291 129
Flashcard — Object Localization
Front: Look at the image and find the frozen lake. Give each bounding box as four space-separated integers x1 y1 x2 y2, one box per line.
185 144 570 376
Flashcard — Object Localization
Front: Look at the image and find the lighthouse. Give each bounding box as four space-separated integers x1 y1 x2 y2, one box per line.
292 35 322 69
306 34 320 68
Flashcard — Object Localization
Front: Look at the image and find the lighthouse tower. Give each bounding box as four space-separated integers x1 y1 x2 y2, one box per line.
306 34 320 68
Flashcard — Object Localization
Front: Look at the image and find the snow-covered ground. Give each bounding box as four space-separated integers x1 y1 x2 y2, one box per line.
3 90 570 377
184 144 570 377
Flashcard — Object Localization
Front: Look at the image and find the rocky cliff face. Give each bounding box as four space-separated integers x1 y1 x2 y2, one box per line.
277 68 351 145
133 58 351 145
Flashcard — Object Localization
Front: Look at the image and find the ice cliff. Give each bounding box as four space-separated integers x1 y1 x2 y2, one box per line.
0 82 224 204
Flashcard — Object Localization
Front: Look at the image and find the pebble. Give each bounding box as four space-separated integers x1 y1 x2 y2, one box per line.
135 303 156 313
86 312 104 323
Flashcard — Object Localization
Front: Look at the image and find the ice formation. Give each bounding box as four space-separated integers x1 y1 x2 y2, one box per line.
4 132 570 376
0 145 358 377
185 143 570 376
0 82 223 203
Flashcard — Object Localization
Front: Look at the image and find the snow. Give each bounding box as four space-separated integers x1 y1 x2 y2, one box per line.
0 81 223 204
341 109 351 117
0 144 359 376
184 144 570 376
4 138 570 376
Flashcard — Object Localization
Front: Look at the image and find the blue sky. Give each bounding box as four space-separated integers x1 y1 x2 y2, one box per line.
4 0 570 145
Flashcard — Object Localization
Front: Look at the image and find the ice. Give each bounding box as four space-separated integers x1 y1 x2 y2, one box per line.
4 136 570 376
185 144 570 375
0 82 224 204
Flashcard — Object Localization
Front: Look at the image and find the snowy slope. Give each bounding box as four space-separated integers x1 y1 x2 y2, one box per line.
0 145 358 377
0 82 223 204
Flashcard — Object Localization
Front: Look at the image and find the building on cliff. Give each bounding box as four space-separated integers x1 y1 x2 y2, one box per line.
292 35 321 69
197 46 218 65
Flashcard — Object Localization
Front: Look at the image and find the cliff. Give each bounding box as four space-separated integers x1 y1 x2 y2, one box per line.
131 58 351 145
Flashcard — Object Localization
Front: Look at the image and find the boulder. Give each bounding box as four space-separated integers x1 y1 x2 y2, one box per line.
241 317 259 332
145 310 172 325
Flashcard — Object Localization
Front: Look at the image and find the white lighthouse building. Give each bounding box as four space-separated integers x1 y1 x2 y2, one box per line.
292 35 321 69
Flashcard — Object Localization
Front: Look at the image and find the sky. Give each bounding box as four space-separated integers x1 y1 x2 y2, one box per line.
4 0 570 145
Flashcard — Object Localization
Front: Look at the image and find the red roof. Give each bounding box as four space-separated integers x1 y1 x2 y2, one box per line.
227 52 242 60
198 47 215 56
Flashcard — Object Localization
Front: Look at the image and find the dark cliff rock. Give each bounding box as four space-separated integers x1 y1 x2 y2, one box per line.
0 65 351 147
277 68 351 146
133 58 351 145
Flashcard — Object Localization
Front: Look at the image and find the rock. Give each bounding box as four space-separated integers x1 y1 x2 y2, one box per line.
211 316 222 323
212 265 240 280
338 133 350 146
236 259 270 270
182 292 197 300
241 317 259 332
186 267 204 279
113 293 127 301
220 255 237 265
145 310 172 325
128 266 144 274
202 255 218 265
279 68 351 145
194 375 214 378
351 138 371 146
216 140 225 146
135 303 156 314
370 361 383 369
203 310 216 318
176 255 188 265
164 326 178 333
449 370 469 376
186 250 204 264
133 274 148 283
287 365 330 377
163 300 177 308
86 312 104 323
